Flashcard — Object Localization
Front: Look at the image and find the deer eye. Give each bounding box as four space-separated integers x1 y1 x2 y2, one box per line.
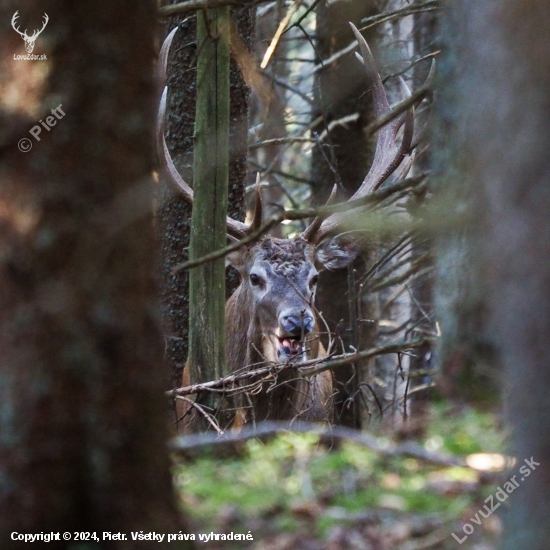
250 273 262 286
309 275 319 289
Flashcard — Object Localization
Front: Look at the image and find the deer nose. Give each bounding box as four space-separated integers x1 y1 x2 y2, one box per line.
279 309 315 336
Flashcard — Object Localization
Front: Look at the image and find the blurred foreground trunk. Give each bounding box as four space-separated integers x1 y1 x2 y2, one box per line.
437 1 550 547
0 2 192 546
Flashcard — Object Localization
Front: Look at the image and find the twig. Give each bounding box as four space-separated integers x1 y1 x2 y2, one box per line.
369 264 434 293
169 420 468 468
299 339 430 377
171 175 427 272
360 1 440 30
171 213 283 273
316 113 360 142
248 159 315 185
284 0 322 33
307 40 358 76
166 339 431 398
175 396 225 435
261 1 302 69
159 0 271 17
262 73 314 105
249 136 315 150
363 83 431 138
382 51 440 84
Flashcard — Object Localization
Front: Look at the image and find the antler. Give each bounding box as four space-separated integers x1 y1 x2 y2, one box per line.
11 11 48 40
30 13 49 40
302 23 415 244
156 28 262 240
11 11 26 38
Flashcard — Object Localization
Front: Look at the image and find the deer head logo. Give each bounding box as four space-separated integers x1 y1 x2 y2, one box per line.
12 11 48 54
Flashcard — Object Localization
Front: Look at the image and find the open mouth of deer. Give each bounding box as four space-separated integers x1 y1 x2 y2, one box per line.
278 336 303 358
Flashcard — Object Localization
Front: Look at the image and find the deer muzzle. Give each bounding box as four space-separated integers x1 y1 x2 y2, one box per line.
277 308 315 360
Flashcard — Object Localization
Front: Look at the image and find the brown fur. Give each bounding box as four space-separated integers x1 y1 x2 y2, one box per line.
175 237 348 430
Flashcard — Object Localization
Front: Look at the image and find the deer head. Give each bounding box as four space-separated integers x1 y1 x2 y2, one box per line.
158 23 416 420
12 11 49 54
225 234 359 365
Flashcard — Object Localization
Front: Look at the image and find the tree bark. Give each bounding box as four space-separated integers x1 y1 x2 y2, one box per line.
188 7 231 386
437 1 550 546
433 2 498 404
0 1 191 546
311 0 379 428
159 3 250 393
407 1 438 415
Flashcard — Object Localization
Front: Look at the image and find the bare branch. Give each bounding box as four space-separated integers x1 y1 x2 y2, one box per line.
175 396 225 435
249 136 315 150
167 338 432 398
171 213 284 274
360 0 440 31
299 339 430 377
170 175 426 273
169 420 467 468
363 82 431 139
159 0 271 17
260 2 302 69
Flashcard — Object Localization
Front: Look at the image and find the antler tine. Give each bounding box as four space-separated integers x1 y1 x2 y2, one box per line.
11 11 25 37
308 23 415 244
32 13 48 38
301 184 337 242
250 173 263 232
157 27 177 92
156 28 249 240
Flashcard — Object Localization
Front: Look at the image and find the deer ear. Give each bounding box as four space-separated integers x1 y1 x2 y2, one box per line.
315 233 361 271
225 249 245 269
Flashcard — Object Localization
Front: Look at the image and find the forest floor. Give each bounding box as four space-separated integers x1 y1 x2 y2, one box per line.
172 401 508 550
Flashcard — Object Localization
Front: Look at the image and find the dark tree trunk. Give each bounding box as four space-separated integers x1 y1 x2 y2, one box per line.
311 0 379 428
407 3 438 416
159 4 250 395
0 1 192 547
433 2 498 405
158 11 197 392
250 3 288 237
437 1 550 547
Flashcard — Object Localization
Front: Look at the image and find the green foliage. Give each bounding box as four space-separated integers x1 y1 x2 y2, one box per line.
425 401 506 455
173 403 505 545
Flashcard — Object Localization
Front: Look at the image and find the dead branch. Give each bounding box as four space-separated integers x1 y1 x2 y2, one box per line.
169 420 467 468
176 396 225 435
170 175 427 273
166 338 432 399
360 0 439 31
363 82 431 139
249 136 315 150
299 338 430 377
159 0 271 17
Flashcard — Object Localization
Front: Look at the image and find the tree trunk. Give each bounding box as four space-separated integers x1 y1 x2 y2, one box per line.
433 2 498 404
159 4 250 394
312 0 379 428
437 1 550 547
407 2 438 417
0 1 192 546
188 7 231 387
250 3 288 237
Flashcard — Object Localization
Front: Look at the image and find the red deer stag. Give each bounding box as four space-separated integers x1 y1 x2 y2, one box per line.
158 24 415 424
